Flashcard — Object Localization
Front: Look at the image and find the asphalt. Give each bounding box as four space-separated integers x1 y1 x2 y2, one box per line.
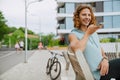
0 50 75 80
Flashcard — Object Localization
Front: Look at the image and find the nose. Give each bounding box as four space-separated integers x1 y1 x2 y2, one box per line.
86 15 90 18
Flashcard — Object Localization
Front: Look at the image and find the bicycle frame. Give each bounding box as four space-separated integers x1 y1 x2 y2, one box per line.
46 50 63 80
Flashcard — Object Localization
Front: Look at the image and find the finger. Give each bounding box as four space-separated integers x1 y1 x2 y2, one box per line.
96 26 101 29
106 68 108 75
100 66 106 76
100 67 104 76
98 24 103 28
98 25 103 28
106 65 109 75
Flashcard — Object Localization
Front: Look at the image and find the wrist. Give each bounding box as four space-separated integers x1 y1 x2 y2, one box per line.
84 32 90 38
102 56 108 62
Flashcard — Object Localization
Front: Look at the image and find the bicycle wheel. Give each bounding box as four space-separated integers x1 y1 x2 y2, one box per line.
46 58 51 75
50 61 61 80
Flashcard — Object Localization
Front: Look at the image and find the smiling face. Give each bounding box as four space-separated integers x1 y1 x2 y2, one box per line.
79 8 91 27
73 5 96 29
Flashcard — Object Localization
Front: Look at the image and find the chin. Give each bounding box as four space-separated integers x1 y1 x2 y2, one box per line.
83 23 89 26
84 24 89 27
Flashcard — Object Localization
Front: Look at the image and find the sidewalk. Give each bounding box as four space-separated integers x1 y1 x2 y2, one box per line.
0 50 75 80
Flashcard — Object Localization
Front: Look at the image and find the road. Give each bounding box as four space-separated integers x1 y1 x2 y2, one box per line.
0 50 35 75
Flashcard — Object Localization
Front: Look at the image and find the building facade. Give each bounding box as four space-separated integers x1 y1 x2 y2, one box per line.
56 0 120 44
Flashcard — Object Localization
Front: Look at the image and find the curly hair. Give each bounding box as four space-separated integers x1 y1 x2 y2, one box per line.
73 4 96 29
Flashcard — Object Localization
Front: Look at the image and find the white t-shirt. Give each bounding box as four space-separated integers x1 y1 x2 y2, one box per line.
20 41 24 47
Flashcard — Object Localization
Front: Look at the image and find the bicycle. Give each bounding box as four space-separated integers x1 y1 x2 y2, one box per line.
46 50 63 80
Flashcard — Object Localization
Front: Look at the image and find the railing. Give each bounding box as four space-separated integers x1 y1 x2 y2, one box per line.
100 42 120 60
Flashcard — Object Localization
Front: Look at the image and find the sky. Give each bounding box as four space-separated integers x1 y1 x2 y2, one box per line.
0 0 57 34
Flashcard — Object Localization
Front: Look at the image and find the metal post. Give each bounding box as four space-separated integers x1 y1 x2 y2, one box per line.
25 0 28 63
115 42 119 58
24 0 43 63
39 17 41 41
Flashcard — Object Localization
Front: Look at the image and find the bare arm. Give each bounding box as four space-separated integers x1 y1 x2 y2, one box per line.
97 47 109 76
68 32 89 52
69 24 101 52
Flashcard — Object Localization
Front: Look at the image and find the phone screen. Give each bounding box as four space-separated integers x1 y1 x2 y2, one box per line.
98 22 104 28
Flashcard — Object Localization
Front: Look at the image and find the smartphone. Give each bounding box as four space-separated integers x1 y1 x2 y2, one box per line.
98 22 104 28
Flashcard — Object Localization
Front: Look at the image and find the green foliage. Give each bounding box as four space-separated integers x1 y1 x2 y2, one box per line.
3 29 24 47
0 10 35 42
3 35 9 45
3 34 16 47
12 29 24 40
40 33 66 47
41 33 55 46
100 38 116 43
0 10 39 48
48 39 59 47
18 27 25 33
0 11 9 41
116 38 120 42
28 38 39 50
2 25 37 48
7 27 17 33
18 27 34 34
28 30 34 34
41 35 48 46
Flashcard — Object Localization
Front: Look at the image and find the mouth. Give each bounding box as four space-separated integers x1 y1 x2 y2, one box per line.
84 20 90 25
83 19 90 23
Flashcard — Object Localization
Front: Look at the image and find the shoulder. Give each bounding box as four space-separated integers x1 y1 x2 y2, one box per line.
70 28 84 39
71 28 79 33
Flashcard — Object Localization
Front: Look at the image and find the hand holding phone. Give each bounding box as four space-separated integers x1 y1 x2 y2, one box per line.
86 24 101 35
98 22 104 28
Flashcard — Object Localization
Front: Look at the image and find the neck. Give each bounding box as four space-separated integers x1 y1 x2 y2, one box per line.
80 25 87 32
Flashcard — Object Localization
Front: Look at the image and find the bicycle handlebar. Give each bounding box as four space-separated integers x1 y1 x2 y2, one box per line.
48 50 63 57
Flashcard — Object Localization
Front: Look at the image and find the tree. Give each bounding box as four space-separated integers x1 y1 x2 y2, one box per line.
3 29 25 47
40 33 60 47
0 11 9 41
18 27 34 34
7 27 17 33
12 29 24 40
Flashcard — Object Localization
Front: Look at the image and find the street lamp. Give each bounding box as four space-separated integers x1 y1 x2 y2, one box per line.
24 0 43 63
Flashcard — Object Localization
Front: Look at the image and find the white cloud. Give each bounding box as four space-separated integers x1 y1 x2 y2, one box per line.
0 0 57 34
